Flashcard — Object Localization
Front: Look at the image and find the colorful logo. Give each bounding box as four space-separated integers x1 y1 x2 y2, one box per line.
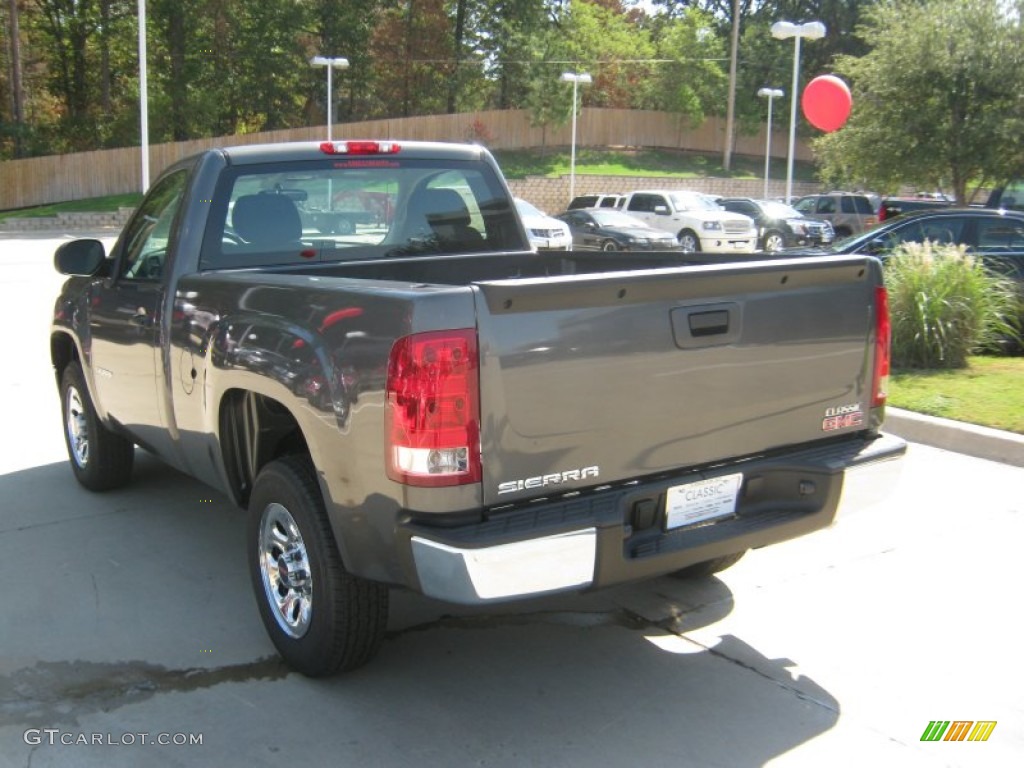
921 721 997 742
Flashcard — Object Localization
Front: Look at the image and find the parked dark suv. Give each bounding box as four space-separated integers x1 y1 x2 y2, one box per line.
718 197 834 252
793 192 878 237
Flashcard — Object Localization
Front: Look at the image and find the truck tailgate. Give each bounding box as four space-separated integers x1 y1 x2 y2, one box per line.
473 256 881 507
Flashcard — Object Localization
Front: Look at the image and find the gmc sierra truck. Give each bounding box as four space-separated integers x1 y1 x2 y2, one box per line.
51 140 905 676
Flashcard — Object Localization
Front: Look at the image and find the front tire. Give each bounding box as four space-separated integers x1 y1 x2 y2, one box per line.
677 229 701 253
248 455 388 677
601 239 619 251
762 231 786 252
60 362 134 491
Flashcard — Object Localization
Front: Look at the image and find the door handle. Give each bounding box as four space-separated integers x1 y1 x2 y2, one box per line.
671 303 742 349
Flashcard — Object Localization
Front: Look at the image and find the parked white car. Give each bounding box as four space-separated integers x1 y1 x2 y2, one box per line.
618 190 757 253
515 198 573 251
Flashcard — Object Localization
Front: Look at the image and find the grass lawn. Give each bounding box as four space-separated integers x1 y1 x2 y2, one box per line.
889 356 1024 434
491 147 819 182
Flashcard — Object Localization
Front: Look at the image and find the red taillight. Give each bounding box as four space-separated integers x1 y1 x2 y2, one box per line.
319 140 401 155
872 286 891 407
385 329 481 487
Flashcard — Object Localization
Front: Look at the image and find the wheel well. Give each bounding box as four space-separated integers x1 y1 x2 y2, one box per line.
219 389 310 505
51 333 78 383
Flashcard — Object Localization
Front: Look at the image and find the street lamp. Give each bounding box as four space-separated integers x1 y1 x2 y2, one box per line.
560 71 592 204
770 20 825 203
137 0 149 191
309 55 350 142
757 87 784 200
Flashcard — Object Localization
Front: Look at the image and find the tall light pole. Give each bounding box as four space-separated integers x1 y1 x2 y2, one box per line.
309 55 350 142
137 0 149 191
560 71 592 204
757 88 784 200
770 21 825 203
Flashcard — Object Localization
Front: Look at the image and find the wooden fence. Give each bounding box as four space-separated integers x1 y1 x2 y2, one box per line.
0 109 812 211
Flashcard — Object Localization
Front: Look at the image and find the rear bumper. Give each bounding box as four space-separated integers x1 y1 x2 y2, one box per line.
400 432 906 604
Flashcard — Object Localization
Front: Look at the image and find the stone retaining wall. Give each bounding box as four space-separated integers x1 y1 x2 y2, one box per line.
508 175 822 214
1 207 136 232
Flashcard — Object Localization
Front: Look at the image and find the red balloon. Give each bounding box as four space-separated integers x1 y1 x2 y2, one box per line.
802 75 852 132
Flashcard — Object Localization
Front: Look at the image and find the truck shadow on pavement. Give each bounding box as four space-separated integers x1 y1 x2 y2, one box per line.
0 453 839 766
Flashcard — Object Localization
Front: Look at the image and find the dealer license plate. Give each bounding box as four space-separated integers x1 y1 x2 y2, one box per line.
665 472 743 530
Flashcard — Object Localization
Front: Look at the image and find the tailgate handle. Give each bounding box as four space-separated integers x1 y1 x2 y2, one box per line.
671 303 742 349
688 310 729 337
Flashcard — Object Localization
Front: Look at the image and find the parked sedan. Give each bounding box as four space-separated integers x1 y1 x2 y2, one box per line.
717 197 834 252
801 208 1024 264
555 209 683 251
793 208 1024 349
515 198 573 251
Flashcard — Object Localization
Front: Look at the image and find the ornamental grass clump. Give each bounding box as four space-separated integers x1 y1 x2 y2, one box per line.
884 241 1020 369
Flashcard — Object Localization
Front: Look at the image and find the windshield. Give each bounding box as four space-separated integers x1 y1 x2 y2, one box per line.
590 210 651 228
760 201 803 219
515 199 545 218
669 192 721 211
200 157 523 269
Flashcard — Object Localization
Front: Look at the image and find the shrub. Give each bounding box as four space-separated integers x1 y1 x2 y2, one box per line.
884 241 1020 369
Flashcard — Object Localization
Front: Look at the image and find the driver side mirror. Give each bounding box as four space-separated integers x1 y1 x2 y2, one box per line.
54 239 108 276
653 204 669 215
864 238 888 256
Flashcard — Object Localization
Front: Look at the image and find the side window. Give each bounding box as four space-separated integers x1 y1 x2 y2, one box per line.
997 181 1024 211
794 198 814 214
920 217 965 245
818 197 836 214
627 195 649 213
853 197 874 214
977 218 1024 251
119 170 188 281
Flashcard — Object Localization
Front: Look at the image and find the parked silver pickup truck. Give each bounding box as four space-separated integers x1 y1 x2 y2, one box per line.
51 140 905 676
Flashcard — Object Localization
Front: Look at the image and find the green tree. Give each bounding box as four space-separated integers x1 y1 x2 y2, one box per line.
644 8 726 126
813 0 1024 202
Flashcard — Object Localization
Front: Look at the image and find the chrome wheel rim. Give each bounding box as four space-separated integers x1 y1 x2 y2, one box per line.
258 503 313 638
679 235 698 253
765 234 784 252
65 385 89 468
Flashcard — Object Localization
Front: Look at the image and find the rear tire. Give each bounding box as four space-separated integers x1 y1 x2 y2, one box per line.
671 551 746 579
60 362 134 491
248 455 388 677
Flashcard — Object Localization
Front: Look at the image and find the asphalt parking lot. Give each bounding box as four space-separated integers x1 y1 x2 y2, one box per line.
1 232 1021 767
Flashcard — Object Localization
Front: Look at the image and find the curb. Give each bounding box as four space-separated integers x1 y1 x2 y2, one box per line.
884 407 1024 468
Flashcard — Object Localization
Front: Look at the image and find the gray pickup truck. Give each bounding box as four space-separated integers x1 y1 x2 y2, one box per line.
51 140 905 676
